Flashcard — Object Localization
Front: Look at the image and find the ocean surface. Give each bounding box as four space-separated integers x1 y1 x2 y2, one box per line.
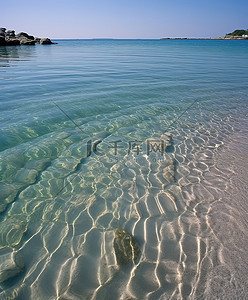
0 39 248 300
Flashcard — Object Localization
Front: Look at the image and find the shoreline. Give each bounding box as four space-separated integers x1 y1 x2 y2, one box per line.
160 37 248 40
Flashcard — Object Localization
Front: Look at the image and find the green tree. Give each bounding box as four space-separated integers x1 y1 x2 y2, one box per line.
229 29 246 36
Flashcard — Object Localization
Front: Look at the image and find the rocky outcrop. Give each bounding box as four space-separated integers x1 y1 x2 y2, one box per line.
0 27 6 45
40 38 53 44
5 37 20 45
16 32 34 40
6 30 15 37
0 36 6 46
20 38 36 45
34 37 41 43
0 28 57 46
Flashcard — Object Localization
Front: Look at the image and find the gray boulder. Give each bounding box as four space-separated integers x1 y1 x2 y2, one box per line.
0 28 6 36
34 37 41 43
5 37 20 45
0 36 6 46
0 28 6 37
16 32 34 40
40 38 53 44
20 38 35 45
6 30 15 37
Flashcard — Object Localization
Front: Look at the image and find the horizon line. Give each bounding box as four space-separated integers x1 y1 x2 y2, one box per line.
51 37 214 40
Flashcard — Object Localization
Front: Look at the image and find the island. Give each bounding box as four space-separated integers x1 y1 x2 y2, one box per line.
0 28 57 46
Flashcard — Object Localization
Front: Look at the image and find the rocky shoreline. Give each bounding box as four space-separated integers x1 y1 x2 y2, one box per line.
212 36 248 40
0 28 57 46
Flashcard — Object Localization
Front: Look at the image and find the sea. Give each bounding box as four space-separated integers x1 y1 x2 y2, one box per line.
0 39 248 300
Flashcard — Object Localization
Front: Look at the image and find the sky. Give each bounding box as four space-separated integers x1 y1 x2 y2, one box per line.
2 0 248 39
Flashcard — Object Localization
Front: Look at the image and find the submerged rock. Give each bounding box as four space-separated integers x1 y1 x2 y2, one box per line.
0 251 24 283
114 229 141 265
0 216 27 249
0 183 19 213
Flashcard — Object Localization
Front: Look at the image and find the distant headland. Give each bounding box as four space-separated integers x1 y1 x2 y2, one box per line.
213 29 248 40
161 29 248 40
0 28 57 46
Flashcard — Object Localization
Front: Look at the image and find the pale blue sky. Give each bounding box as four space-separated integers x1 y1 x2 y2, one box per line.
2 0 248 38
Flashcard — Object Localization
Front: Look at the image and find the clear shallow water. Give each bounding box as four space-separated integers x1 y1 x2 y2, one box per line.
0 40 248 299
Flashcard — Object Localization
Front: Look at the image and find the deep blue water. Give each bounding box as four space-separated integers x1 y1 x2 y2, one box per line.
0 40 248 299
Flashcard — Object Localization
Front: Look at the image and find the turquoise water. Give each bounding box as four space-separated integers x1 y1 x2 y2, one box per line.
0 40 248 299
